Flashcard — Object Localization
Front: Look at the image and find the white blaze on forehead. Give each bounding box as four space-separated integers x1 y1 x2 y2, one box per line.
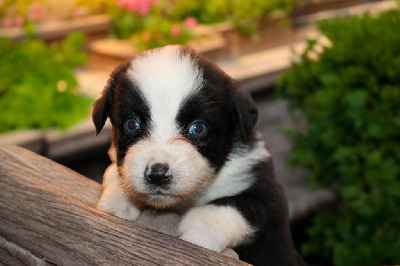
128 46 203 141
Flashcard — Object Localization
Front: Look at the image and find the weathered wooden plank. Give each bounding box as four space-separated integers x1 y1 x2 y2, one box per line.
0 236 47 266
0 141 246 265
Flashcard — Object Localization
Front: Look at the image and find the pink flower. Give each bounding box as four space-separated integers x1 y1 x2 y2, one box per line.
15 16 25 27
184 17 197 28
126 0 139 11
138 4 150 15
117 0 156 13
171 24 181 37
138 0 156 15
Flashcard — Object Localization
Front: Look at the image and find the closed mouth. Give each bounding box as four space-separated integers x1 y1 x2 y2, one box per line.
147 187 174 197
147 191 177 204
138 187 188 208
146 183 172 194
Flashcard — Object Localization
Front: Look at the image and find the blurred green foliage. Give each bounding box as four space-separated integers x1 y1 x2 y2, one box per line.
278 9 400 265
109 7 144 39
168 0 228 25
230 0 294 35
169 0 295 34
110 0 296 44
133 16 194 50
0 33 92 133
109 0 194 49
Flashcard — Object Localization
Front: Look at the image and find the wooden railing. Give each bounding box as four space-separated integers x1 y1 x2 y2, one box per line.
0 141 245 265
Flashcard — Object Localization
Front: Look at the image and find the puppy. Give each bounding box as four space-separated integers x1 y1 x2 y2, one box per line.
92 45 305 265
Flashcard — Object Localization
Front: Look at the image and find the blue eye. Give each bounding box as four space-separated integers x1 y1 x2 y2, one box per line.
125 118 141 132
189 122 207 137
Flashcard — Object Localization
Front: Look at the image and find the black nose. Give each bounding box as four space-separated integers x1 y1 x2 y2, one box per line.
145 163 172 186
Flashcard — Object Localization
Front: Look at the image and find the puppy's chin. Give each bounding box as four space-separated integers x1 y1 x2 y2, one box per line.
136 191 186 209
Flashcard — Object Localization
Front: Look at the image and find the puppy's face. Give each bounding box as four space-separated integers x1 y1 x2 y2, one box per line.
93 46 257 208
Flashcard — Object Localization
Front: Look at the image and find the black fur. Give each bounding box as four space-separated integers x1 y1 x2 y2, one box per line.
92 78 115 135
177 88 235 171
180 46 258 141
92 61 152 166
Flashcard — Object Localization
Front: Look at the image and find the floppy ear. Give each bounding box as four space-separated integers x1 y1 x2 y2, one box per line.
92 79 115 135
232 85 258 141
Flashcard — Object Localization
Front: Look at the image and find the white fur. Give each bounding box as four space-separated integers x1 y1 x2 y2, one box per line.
108 142 117 163
128 45 203 144
179 205 254 252
196 139 271 206
97 163 141 221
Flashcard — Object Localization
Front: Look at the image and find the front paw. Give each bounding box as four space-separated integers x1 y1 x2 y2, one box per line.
178 205 254 252
97 193 141 221
179 222 224 252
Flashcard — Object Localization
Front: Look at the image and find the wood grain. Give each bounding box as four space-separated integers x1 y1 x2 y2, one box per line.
0 236 47 266
0 141 247 265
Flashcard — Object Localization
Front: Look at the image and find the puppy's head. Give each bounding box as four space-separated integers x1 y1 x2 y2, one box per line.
92 45 257 208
